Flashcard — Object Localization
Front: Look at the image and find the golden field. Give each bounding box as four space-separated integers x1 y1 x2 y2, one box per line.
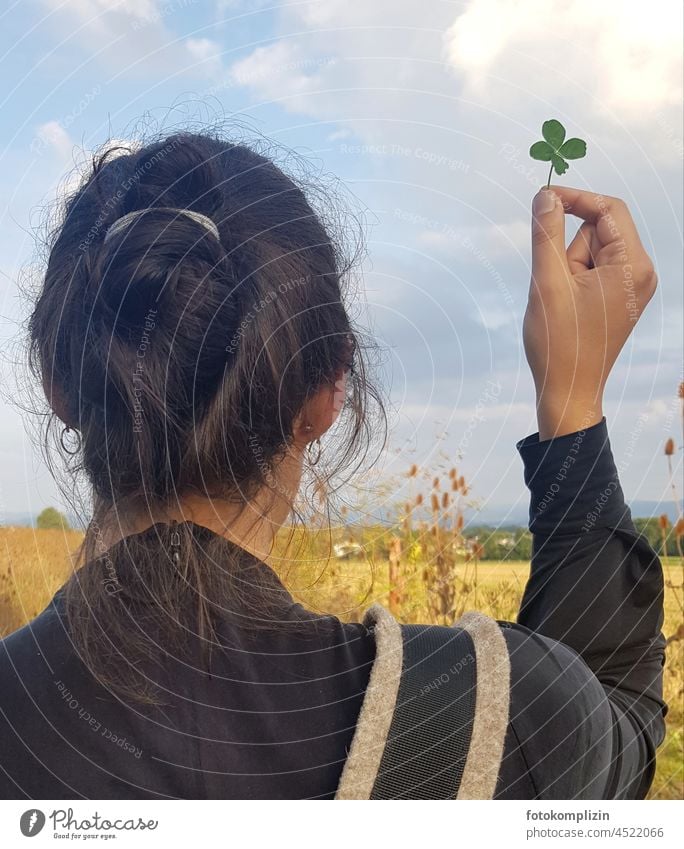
1 526 682 799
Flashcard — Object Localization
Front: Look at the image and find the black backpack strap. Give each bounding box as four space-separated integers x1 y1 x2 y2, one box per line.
335 605 510 799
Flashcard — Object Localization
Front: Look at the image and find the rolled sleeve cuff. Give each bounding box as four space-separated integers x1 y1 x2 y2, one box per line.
516 417 632 536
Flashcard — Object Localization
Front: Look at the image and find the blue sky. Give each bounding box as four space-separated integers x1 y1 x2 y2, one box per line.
0 0 682 523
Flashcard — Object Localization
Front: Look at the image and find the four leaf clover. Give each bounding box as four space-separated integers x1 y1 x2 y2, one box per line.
530 119 587 187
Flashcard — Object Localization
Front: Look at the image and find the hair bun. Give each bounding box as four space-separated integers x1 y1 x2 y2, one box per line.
95 206 226 324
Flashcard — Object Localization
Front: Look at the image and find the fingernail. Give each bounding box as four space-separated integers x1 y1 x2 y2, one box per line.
533 189 557 216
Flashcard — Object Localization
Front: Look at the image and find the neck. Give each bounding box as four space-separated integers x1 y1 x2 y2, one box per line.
96 447 305 563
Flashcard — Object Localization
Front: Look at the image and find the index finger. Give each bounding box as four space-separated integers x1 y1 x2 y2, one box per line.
548 185 644 252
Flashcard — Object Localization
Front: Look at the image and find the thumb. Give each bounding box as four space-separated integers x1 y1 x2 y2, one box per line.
531 188 569 285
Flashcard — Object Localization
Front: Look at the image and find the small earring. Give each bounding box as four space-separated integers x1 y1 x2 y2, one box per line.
307 437 322 466
345 332 356 375
60 425 81 455
303 423 314 433
170 520 181 565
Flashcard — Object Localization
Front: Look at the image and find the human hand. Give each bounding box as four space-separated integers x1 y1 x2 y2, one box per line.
524 186 657 440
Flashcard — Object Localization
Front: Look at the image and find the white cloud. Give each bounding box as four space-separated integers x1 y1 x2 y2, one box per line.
444 0 683 116
644 399 672 422
417 219 529 260
226 0 682 146
40 0 161 28
37 0 211 77
327 129 351 142
35 121 72 158
185 37 224 77
228 41 339 109
29 123 88 198
29 129 141 202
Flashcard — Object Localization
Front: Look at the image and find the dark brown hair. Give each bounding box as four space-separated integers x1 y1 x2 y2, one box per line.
28 130 383 701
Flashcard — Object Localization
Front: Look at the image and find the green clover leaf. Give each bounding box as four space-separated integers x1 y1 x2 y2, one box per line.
529 119 586 187
542 119 566 149
558 138 586 159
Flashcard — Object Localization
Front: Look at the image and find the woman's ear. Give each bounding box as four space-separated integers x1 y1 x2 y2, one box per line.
41 372 76 428
293 368 348 444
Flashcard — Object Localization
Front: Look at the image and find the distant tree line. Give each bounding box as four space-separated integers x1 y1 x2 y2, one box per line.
335 523 533 561
309 519 680 562
633 517 681 557
31 509 680 559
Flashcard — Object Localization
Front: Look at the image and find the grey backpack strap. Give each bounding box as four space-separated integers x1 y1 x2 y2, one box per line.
335 605 510 800
455 611 511 799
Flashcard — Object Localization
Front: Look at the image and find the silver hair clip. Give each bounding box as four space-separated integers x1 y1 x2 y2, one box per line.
103 207 220 244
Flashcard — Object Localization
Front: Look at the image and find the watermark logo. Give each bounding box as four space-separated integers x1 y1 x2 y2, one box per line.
20 809 46 837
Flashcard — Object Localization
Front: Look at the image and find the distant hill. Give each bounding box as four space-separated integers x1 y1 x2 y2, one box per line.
1 512 81 529
464 500 683 528
1 513 36 528
342 498 684 530
1 499 681 532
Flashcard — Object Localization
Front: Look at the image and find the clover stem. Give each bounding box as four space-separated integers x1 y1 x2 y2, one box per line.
546 163 553 189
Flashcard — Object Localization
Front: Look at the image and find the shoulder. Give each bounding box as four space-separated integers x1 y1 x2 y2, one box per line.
497 621 614 798
499 620 610 721
1 590 70 667
0 590 84 717
499 620 607 694
0 592 91 797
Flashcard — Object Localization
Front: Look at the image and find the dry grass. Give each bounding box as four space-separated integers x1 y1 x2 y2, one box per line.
0 527 681 799
0 527 81 636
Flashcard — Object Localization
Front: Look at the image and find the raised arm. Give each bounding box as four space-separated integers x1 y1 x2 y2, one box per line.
516 419 666 797
514 187 666 798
